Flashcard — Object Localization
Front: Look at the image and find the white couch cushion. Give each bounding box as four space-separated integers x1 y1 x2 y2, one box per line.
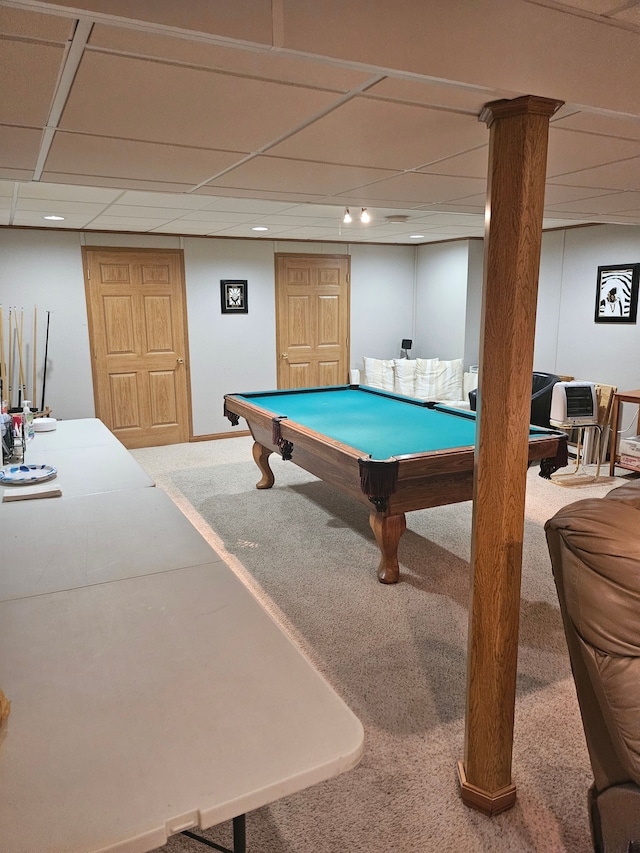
415 358 464 401
415 358 441 400
393 358 417 396
362 356 395 392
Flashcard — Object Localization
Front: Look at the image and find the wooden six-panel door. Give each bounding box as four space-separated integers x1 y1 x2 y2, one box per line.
83 247 190 449
275 254 350 388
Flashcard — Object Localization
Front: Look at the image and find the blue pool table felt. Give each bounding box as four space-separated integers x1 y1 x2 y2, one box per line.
238 388 483 459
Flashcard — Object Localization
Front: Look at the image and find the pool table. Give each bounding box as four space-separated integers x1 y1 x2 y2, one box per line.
224 386 567 583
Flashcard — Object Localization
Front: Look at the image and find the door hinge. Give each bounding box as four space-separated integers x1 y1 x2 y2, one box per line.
87 268 90 279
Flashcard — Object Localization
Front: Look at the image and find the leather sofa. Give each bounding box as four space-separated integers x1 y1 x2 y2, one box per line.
469 371 561 427
545 479 640 852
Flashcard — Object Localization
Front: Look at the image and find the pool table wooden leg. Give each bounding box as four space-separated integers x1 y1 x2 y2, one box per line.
252 441 275 489
369 511 407 584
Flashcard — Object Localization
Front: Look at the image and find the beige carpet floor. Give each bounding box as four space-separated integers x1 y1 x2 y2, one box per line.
131 437 631 853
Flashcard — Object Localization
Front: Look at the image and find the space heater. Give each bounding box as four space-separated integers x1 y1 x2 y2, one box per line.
550 381 598 427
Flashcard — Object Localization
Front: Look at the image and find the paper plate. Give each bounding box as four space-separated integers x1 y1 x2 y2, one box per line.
33 417 57 432
0 464 58 485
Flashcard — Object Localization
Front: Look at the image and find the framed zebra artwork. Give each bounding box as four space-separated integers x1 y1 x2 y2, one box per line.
594 264 639 324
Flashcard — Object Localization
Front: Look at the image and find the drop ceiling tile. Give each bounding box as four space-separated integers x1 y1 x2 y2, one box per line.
417 146 488 178
1 39 65 125
45 132 244 185
40 173 194 193
193 186 325 203
0 182 14 198
547 127 640 177
268 97 488 170
0 7 73 41
0 168 35 181
427 192 486 208
91 204 197 219
419 203 486 215
199 197 300 214
612 6 640 26
12 212 98 227
542 184 617 205
17 198 109 215
552 111 640 140
363 78 508 113
542 216 589 225
284 226 351 240
247 214 341 227
417 213 485 227
0 126 42 170
203 223 293 237
88 26 373 91
59 52 340 150
115 190 213 210
177 210 259 223
86 216 170 229
545 190 640 215
337 172 486 205
547 157 640 190
425 225 487 235
87 0 274 43
149 222 217 234
17 182 123 203
564 1 627 11
205 156 399 195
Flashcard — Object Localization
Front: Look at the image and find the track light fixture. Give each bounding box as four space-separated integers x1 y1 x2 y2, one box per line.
343 208 352 223
360 208 370 223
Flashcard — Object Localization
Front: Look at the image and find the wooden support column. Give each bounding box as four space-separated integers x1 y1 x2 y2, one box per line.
457 95 563 815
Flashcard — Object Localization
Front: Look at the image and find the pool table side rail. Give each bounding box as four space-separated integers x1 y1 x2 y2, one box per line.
223 393 567 515
225 393 380 507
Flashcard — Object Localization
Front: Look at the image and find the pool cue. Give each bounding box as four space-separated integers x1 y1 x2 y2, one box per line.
7 307 13 409
17 307 25 407
41 311 51 413
32 305 37 410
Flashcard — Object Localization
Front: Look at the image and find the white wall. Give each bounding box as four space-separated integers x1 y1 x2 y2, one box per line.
0 229 93 419
349 244 415 366
464 239 484 369
415 240 470 360
553 225 640 389
533 229 566 372
1 223 638 439
184 238 278 436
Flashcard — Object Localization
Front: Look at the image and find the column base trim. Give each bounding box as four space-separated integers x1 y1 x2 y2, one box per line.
456 760 517 815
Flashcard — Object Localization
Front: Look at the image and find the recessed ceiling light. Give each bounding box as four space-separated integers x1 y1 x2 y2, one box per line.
409 234 425 239
251 226 269 232
44 215 65 221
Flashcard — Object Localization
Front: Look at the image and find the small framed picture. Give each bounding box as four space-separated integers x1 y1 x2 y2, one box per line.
594 264 639 324
220 280 248 314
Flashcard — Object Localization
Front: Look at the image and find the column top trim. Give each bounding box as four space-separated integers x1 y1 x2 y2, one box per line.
479 95 564 127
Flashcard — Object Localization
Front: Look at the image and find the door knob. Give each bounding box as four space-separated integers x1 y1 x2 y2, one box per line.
281 353 288 359
176 357 184 363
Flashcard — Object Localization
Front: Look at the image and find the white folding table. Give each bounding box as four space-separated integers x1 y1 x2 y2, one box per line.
27 418 121 452
0 420 364 852
0 563 364 853
0 488 218 602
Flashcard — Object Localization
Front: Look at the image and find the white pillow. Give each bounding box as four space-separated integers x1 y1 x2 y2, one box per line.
362 356 395 392
415 358 464 401
435 358 464 400
393 359 417 396
415 358 441 400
